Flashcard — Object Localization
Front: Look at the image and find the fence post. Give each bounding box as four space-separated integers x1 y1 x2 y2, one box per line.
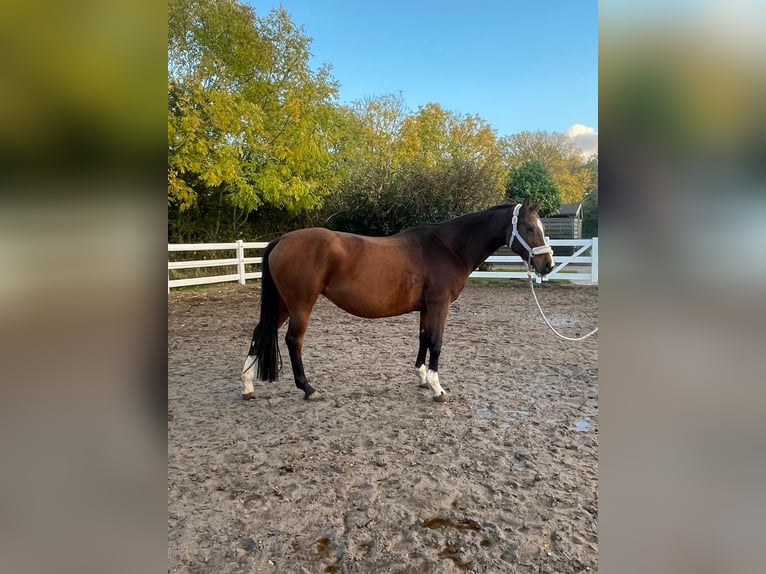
236 240 246 285
591 237 598 284
540 236 550 282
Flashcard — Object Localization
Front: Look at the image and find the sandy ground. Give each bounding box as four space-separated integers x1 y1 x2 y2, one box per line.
168 281 598 573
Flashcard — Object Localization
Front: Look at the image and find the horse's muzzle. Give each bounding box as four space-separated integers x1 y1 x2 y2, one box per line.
534 257 555 276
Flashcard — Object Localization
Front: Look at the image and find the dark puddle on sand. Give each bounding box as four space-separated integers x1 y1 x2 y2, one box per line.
424 518 484 571
423 518 481 572
316 537 333 557
316 537 340 573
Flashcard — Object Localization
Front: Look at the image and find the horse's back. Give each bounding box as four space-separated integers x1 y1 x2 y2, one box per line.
272 227 420 270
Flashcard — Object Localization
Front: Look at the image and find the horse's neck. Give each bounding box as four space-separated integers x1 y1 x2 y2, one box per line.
434 210 507 272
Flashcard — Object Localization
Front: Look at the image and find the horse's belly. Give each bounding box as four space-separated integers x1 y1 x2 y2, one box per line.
323 275 422 319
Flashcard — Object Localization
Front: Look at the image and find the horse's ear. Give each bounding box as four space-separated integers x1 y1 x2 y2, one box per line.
522 197 531 209
532 202 541 213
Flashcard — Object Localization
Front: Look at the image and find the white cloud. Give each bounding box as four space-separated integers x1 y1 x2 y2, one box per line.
566 124 598 158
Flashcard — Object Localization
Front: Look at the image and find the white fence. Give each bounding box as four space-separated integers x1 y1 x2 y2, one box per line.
474 238 598 283
168 237 598 291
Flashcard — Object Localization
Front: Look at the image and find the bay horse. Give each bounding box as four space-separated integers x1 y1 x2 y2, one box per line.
241 199 554 402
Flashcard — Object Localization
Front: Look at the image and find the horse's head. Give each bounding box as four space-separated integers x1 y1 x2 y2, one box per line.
506 199 555 276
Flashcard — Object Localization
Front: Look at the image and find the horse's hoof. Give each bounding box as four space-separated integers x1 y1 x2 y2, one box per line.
433 391 451 403
418 383 430 389
242 392 256 401
305 390 322 401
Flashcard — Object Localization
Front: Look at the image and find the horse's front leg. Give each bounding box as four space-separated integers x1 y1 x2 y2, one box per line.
423 301 451 402
415 310 429 388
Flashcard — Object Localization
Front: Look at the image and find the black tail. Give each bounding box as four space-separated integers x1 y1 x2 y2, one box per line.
247 239 282 382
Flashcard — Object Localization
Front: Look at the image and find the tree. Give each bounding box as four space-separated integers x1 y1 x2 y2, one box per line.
503 130 590 204
324 99 507 236
167 80 264 213
346 93 410 173
397 104 506 209
167 0 342 240
399 103 504 178
505 160 560 216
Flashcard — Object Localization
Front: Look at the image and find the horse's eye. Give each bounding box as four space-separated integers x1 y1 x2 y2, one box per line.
526 226 534 233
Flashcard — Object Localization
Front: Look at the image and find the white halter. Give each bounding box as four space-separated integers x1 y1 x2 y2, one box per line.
508 203 553 266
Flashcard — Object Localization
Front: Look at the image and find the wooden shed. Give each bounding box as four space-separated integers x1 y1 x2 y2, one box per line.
541 202 583 239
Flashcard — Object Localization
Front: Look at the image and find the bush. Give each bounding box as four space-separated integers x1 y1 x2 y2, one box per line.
325 160 504 236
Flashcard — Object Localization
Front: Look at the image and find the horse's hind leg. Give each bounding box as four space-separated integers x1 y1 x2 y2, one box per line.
285 311 320 400
241 304 288 399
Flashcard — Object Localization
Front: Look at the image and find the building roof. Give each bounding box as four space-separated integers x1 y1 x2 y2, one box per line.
550 203 582 218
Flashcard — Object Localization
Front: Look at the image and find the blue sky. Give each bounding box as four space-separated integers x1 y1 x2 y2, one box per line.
248 0 597 148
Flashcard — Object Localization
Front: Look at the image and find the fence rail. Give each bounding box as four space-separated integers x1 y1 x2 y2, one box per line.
168 238 598 291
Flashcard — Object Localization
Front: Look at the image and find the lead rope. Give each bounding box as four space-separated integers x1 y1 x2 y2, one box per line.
527 269 598 341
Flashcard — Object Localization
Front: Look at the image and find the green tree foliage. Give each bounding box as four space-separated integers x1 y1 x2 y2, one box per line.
505 160 561 216
168 0 342 240
503 130 591 204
